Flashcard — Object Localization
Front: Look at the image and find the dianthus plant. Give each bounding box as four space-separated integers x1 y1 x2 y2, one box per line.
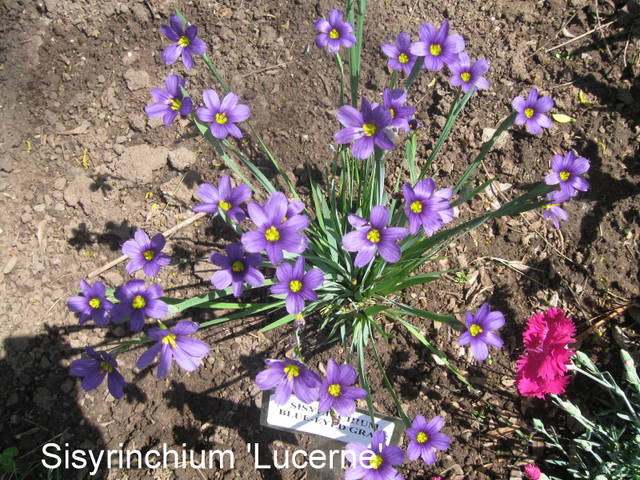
67 2 591 470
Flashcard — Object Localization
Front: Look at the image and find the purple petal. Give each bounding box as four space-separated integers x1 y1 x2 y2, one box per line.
136 342 162 370
162 44 182 65
337 106 364 128
256 367 285 390
172 320 199 335
107 370 125 398
354 245 377 267
156 345 173 378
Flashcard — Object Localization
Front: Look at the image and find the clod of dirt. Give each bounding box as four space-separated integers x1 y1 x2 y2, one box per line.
123 69 151 92
168 147 197 171
115 144 168 183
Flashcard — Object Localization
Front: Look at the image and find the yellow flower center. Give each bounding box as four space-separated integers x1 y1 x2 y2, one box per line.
416 432 429 444
215 112 228 125
178 35 190 47
264 226 280 242
88 297 101 309
460 72 471 82
131 295 146 309
289 280 303 293
161 333 177 348
429 44 442 56
389 108 396 119
219 200 231 211
410 200 423 213
542 203 560 210
362 123 377 137
231 260 245 272
398 52 409 64
284 364 300 379
366 228 381 243
99 361 113 374
470 323 483 337
328 383 342 397
524 108 535 118
329 28 340 39
143 250 155 261
169 98 182 111
559 171 570 181
369 455 383 470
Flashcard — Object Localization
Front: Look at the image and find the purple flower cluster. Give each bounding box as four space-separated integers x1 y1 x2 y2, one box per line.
458 303 505 361
314 9 356 53
406 415 451 466
242 192 309 265
122 230 171 277
345 430 404 479
112 280 168 332
145 74 194 126
410 21 465 71
542 150 591 229
255 359 366 413
382 33 417 75
512 89 554 135
271 256 324 314
70 347 125 399
403 179 454 236
197 90 251 139
136 320 209 378
335 98 395 160
67 280 113 326
193 175 251 221
160 15 207 69
210 243 264 297
343 206 408 267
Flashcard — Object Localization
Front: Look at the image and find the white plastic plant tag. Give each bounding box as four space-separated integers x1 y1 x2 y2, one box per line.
259 392 404 445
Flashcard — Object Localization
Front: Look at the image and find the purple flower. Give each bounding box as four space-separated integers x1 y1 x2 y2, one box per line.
192 175 251 221
403 179 454 236
335 98 394 160
145 74 194 127
210 243 264 297
448 52 490 93
512 89 554 135
241 192 309 265
284 199 305 220
457 303 505 361
270 256 324 314
122 230 171 277
342 206 409 267
136 320 209 378
345 430 404 480
544 151 590 197
314 9 356 54
70 347 125 399
160 15 207 69
382 33 417 75
542 190 570 229
382 89 416 133
111 280 168 332
410 22 465 71
255 359 321 405
406 415 451 466
67 280 113 326
197 90 251 139
318 360 366 417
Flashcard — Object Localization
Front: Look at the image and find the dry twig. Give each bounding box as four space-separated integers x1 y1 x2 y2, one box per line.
87 212 207 279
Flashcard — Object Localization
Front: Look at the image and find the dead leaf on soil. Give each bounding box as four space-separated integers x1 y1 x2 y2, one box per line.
486 426 518 439
57 121 90 135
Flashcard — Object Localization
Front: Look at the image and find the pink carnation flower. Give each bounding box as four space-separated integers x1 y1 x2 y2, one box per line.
516 308 576 398
524 463 542 479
